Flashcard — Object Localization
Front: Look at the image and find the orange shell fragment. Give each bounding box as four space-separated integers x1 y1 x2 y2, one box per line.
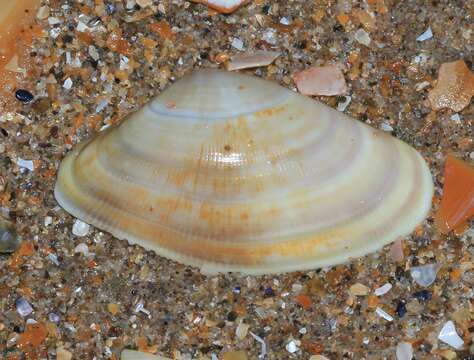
428 60 474 112
435 154 474 234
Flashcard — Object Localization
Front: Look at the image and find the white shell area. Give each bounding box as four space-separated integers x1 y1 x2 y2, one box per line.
54 69 433 275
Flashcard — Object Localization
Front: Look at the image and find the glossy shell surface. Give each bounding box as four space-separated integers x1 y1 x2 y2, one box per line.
55 69 433 274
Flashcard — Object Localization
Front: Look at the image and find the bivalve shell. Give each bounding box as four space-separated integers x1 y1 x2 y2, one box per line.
55 69 433 274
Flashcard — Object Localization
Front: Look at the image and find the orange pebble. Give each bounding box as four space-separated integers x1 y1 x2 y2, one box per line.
295 294 312 310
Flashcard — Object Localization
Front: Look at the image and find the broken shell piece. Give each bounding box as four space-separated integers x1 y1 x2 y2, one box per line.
438 321 464 350
227 51 280 71
435 154 474 234
121 350 171 360
189 0 249 14
410 263 440 287
396 341 413 360
389 238 404 262
54 69 433 275
428 60 474 112
294 65 348 96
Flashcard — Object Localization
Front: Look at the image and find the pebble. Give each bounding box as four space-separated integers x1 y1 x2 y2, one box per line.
15 89 34 103
428 60 474 112
36 6 50 20
374 283 392 296
63 78 73 90
72 219 90 237
396 301 407 317
438 320 464 349
413 290 431 302
15 297 34 317
57 347 73 360
235 321 249 340
222 350 248 360
396 341 413 360
227 51 280 71
121 349 172 360
0 218 20 253
309 356 330 360
410 263 440 287
354 28 371 46
337 96 351 112
349 283 370 296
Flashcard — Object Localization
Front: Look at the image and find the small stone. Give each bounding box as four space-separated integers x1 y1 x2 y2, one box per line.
16 158 35 171
396 341 413 360
354 28 371 46
413 290 431 302
374 283 392 296
406 299 424 315
121 349 172 360
428 60 474 112
294 65 347 96
410 263 440 287
136 0 153 7
235 321 249 340
380 122 393 132
15 89 34 103
72 219 90 237
222 350 248 360
337 96 351 112
36 6 50 20
438 320 464 349
396 301 407 317
15 297 33 317
309 355 330 360
57 347 73 360
107 303 120 315
227 51 280 71
0 218 20 253
349 283 369 296
416 27 433 42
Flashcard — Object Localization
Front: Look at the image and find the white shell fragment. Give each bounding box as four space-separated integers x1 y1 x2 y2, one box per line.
374 283 392 296
72 219 90 237
121 349 172 360
55 69 433 275
375 307 393 321
438 320 464 349
190 0 249 14
416 27 433 42
396 341 413 360
227 51 280 71
410 263 440 287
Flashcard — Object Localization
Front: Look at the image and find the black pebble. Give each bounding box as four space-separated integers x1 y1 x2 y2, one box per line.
396 301 407 317
413 290 432 302
15 89 34 103
264 287 274 297
227 311 237 321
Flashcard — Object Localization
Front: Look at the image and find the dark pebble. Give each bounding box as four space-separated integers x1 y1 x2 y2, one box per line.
0 218 20 253
396 300 407 317
264 287 275 297
227 311 237 321
413 290 432 302
15 89 34 103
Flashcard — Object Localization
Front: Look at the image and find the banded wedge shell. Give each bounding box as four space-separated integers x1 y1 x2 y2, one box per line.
54 69 433 275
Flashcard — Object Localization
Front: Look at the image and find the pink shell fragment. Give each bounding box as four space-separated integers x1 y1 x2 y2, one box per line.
190 0 249 14
227 51 280 71
428 60 474 112
293 65 347 96
389 238 404 262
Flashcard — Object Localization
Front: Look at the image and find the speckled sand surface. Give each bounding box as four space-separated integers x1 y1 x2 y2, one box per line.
0 1 473 359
